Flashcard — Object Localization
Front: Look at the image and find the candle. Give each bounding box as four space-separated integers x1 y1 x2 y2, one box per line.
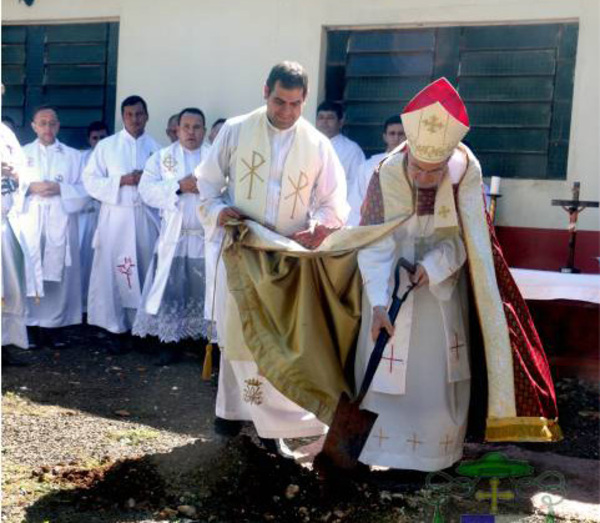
490 176 501 195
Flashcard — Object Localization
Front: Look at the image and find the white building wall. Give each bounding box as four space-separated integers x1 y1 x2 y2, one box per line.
2 0 598 230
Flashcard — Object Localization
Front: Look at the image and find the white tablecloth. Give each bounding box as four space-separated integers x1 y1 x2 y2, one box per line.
509 268 600 304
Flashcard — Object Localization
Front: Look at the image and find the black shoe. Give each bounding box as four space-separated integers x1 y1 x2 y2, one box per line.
3 347 30 367
37 328 56 350
154 348 181 366
214 417 243 437
108 332 131 355
27 326 43 350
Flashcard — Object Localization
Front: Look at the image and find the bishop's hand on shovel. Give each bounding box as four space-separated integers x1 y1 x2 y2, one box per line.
313 257 417 477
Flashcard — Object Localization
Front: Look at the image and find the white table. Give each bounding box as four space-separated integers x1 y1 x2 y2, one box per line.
509 268 600 304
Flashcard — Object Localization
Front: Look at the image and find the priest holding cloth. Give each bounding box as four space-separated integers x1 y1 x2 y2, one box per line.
196 61 349 443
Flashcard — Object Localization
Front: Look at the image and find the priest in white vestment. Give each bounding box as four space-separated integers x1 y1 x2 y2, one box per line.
133 108 210 364
2 121 30 361
15 107 89 344
83 96 160 347
80 121 108 313
197 62 349 442
347 115 405 225
316 101 365 199
356 79 474 471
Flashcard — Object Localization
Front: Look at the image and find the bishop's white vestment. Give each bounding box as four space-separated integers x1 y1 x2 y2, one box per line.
82 129 160 333
197 106 349 438
132 141 210 342
356 150 471 471
16 139 89 328
2 123 29 347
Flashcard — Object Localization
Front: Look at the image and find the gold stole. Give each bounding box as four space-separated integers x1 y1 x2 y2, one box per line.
234 107 320 235
378 151 459 233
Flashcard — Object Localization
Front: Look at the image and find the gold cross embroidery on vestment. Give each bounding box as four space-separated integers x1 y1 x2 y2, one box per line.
284 170 308 220
375 427 390 448
438 205 451 219
240 150 266 199
243 377 264 405
439 433 454 453
406 433 423 451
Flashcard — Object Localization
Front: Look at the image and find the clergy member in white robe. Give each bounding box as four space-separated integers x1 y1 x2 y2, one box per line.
316 101 365 199
347 115 405 225
16 107 89 336
133 108 210 357
197 62 349 441
83 96 160 342
2 121 29 356
356 78 473 471
79 121 108 313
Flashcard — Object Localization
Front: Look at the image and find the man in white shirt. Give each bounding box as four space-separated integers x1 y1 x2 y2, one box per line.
208 118 226 145
316 101 365 199
133 108 210 365
83 95 160 352
80 121 109 314
197 61 349 451
16 107 89 348
347 115 405 225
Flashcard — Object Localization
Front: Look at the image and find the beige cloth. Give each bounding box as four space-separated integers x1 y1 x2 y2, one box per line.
222 218 403 424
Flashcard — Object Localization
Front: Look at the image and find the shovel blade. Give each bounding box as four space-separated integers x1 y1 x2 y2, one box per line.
318 392 378 470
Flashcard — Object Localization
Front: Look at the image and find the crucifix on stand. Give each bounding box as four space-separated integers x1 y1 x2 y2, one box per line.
551 181 599 273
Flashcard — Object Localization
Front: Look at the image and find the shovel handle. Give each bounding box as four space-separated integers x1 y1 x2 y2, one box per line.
356 258 416 404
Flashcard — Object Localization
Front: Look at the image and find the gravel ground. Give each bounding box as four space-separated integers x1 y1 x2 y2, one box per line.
2 324 598 522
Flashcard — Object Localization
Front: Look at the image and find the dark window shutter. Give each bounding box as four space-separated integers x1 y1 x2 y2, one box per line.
2 22 119 149
325 22 578 180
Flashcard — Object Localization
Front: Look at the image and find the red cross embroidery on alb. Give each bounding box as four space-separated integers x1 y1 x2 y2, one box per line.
116 257 136 289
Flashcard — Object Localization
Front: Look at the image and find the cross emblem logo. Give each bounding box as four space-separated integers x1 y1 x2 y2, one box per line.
240 150 266 199
423 115 444 133
284 171 309 220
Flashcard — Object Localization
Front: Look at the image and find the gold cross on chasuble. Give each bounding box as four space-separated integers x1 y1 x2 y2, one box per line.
284 171 308 220
438 205 451 219
240 150 266 199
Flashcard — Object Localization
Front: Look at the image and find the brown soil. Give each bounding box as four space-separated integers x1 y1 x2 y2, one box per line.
2 323 598 522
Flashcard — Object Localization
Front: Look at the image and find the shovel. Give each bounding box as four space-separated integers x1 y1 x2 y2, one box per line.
314 257 417 473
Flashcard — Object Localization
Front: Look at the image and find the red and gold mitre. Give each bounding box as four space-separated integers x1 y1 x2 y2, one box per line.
401 77 470 163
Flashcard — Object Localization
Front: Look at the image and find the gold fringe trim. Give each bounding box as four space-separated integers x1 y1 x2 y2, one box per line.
485 417 563 442
202 342 215 381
